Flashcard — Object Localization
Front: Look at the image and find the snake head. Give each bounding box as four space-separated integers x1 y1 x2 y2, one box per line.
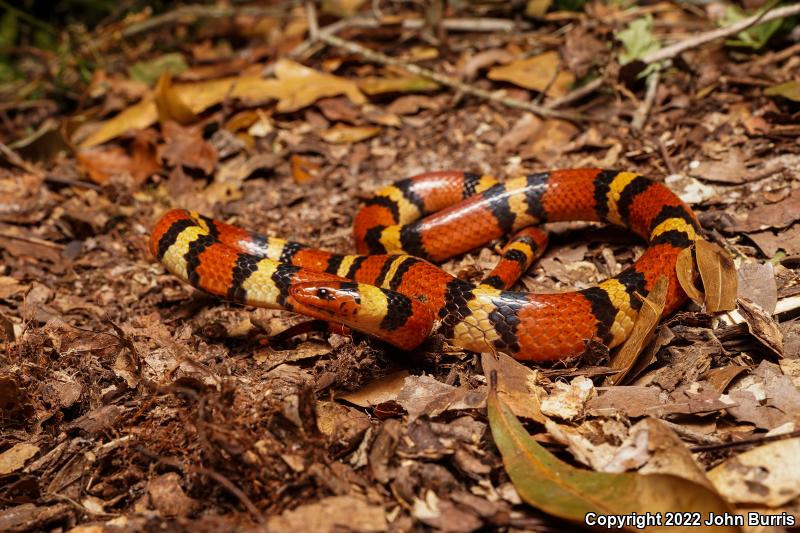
288 281 434 350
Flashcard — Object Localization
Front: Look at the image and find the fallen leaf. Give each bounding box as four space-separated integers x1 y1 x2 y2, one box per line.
526 0 553 18
747 224 800 257
764 80 800 102
158 121 218 175
77 98 158 149
291 154 319 184
676 247 704 306
339 370 409 407
696 239 738 312
708 438 800 507
0 442 39 474
487 51 575 97
520 119 579 164
497 113 540 154
357 74 439 95
76 145 134 185
736 261 777 314
737 298 784 357
78 59 366 148
734 188 800 232
605 276 668 385
266 495 386 533
128 53 189 86
320 124 381 144
481 352 546 424
147 473 198 517
154 72 196 124
487 377 741 531
691 149 749 184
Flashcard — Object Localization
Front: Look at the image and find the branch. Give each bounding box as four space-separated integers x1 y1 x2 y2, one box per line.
316 31 589 123
642 2 800 64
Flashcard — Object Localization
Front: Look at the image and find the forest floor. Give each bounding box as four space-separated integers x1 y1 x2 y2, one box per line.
1 1 800 532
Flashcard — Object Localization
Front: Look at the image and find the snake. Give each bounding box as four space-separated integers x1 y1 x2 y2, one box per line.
150 168 701 361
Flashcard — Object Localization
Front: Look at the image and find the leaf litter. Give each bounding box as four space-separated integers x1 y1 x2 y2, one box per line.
1 1 800 532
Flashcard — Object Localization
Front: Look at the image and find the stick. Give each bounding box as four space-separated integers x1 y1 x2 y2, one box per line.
319 32 589 122
545 77 604 109
631 70 660 130
642 2 800 64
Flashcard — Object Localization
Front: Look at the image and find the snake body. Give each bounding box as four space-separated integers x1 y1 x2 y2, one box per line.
150 168 700 361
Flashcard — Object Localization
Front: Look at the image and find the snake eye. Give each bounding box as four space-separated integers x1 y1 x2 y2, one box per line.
316 288 333 300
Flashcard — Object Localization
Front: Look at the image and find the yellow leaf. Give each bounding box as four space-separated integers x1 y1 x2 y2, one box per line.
154 73 196 125
78 98 158 149
357 75 439 95
78 60 366 148
488 51 575 97
320 124 381 144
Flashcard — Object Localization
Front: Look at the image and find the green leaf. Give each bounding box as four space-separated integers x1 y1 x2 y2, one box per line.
616 15 660 65
765 80 800 101
128 53 189 87
722 4 785 49
487 375 743 531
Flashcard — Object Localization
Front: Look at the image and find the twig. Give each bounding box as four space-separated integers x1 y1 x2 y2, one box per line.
305 0 319 42
545 77 604 109
316 32 589 122
642 3 800 64
631 70 660 130
689 429 800 453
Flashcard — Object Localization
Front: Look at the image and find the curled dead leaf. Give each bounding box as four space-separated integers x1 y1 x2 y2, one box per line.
676 246 704 306
696 239 738 312
605 276 668 386
487 51 575 97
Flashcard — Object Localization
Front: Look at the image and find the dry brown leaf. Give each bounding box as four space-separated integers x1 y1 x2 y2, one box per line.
290 154 319 184
497 113 540 154
158 122 218 175
266 495 386 532
487 51 574 97
708 438 800 507
737 298 784 357
676 246 704 306
605 276 669 386
338 370 409 407
748 224 800 257
736 260 777 314
520 119 579 164
481 352 546 424
0 442 39 474
696 240 738 312
76 145 135 185
320 124 381 144
703 365 748 394
733 188 800 232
